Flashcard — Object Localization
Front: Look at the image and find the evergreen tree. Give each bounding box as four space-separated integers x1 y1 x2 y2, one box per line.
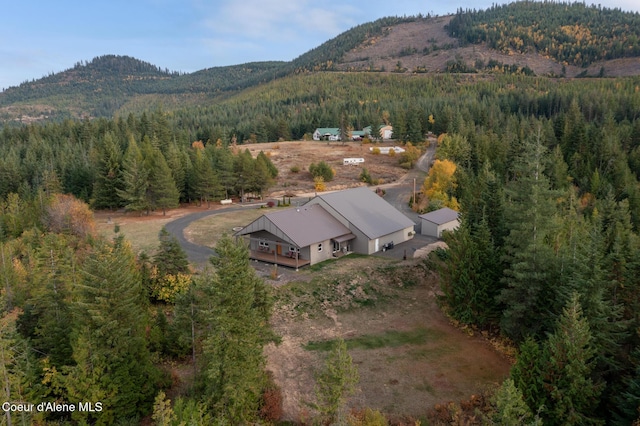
511 337 547 415
92 131 124 210
62 237 161 424
154 227 189 277
540 293 604 425
117 136 150 214
612 347 640 426
17 234 76 368
314 338 360 424
191 148 220 208
491 378 541 426
499 127 561 340
150 228 192 302
0 309 32 426
145 143 180 215
198 235 273 422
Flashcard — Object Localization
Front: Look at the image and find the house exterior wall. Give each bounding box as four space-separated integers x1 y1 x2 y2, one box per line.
421 219 459 238
366 226 414 254
309 239 333 264
305 198 414 255
379 125 393 139
437 220 460 237
304 198 370 254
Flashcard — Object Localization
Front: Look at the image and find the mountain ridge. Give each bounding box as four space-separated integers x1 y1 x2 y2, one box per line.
2 2 640 124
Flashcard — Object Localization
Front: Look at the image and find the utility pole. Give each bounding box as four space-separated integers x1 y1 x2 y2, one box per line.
413 178 416 209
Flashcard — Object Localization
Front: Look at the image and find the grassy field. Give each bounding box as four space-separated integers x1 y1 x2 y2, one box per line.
266 257 512 421
95 213 178 256
184 208 267 248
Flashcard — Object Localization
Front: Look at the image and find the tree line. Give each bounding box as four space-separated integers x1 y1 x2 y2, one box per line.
430 99 640 423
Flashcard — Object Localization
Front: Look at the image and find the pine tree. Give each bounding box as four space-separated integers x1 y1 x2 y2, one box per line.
499 127 561 340
154 227 189 277
511 337 547 415
491 378 541 426
62 237 160 424
17 233 76 368
540 293 604 425
150 228 191 302
314 338 360 423
191 149 220 208
0 308 32 426
92 131 124 210
198 235 273 422
117 136 150 214
146 145 180 215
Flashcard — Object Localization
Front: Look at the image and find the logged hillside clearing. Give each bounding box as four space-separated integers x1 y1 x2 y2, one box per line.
339 16 640 77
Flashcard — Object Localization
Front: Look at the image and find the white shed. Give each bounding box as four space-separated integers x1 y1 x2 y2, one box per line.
419 208 460 238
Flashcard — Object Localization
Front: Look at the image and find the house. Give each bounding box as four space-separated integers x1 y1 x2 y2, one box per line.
379 125 393 140
351 126 372 140
419 207 460 238
313 128 341 141
304 187 415 255
235 187 415 267
235 204 355 269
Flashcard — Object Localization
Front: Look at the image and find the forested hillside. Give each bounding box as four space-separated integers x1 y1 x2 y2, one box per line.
3 2 640 123
448 1 640 66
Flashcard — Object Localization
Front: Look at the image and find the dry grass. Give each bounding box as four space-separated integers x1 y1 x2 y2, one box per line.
95 213 177 255
184 208 267 248
266 258 512 422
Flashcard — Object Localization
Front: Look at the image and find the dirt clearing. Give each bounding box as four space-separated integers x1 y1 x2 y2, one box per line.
241 140 409 197
265 256 511 422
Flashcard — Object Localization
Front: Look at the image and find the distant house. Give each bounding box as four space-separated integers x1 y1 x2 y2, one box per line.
313 128 341 141
419 207 460 238
235 187 415 267
351 126 372 140
379 125 393 140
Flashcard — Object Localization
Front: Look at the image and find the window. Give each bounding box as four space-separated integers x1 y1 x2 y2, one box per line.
289 246 300 253
318 243 323 252
258 240 269 251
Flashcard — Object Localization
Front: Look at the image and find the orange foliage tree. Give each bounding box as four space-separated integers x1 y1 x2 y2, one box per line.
422 159 459 210
44 193 96 238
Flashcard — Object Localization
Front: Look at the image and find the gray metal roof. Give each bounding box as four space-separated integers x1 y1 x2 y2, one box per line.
309 187 415 239
236 204 351 247
419 207 460 225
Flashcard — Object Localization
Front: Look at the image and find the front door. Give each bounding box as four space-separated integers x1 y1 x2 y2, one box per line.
276 243 282 255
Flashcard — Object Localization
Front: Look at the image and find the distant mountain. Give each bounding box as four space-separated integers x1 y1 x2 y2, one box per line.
1 2 640 124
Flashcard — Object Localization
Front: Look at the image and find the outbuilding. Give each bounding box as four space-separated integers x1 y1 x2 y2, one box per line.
419 207 460 238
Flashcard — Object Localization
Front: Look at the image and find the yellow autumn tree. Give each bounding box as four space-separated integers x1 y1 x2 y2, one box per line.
422 159 459 210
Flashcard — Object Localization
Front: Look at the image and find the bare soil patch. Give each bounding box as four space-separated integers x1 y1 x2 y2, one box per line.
266 257 512 422
339 17 640 77
240 140 408 197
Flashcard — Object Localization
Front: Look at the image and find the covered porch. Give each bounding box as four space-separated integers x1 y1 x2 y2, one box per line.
249 249 311 269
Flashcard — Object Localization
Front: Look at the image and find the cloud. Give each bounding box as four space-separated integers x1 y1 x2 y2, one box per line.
201 0 357 42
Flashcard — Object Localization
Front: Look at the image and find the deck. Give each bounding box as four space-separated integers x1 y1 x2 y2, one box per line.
249 250 311 269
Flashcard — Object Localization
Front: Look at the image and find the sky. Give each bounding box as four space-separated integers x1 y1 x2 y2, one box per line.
2 0 640 91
